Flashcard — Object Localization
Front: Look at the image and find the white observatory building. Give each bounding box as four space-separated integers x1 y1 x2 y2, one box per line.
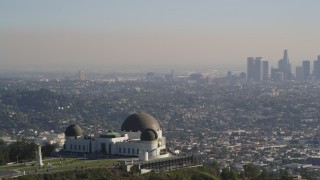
63 112 169 161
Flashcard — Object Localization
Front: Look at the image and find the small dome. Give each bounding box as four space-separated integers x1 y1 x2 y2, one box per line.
140 128 158 141
121 112 160 132
65 125 82 137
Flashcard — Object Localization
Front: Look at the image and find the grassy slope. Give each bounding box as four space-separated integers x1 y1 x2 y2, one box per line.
9 166 220 180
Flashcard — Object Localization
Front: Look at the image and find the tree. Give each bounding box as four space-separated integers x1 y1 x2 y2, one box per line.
279 170 294 180
0 139 9 165
243 163 261 180
221 167 238 180
210 160 220 176
256 169 276 180
8 138 38 163
41 142 58 158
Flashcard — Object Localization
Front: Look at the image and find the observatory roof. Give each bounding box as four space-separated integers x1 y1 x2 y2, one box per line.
121 112 160 132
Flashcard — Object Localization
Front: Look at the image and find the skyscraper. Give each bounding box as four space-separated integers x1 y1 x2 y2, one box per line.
295 66 304 81
283 49 289 62
271 68 284 81
314 55 320 80
262 61 268 80
78 70 85 81
302 60 310 80
254 57 263 81
246 57 268 81
247 57 255 81
278 50 292 80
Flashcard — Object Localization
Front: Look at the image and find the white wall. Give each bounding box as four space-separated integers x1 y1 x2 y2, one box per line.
64 132 167 160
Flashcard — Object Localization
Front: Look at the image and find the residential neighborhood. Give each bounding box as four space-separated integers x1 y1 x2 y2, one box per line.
2 71 320 178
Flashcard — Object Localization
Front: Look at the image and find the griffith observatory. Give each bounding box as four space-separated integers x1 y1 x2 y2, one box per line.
63 112 169 161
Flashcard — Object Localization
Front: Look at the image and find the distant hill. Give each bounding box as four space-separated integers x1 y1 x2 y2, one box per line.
0 89 75 133
0 88 124 135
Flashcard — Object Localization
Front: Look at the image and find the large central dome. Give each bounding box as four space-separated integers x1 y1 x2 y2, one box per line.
65 124 82 137
121 112 160 132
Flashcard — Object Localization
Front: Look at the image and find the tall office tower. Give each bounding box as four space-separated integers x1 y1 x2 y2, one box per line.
302 60 310 80
283 49 289 62
247 57 255 81
262 61 269 80
284 50 292 79
271 68 284 81
254 57 263 81
247 57 267 81
278 50 292 80
78 70 85 81
296 66 304 81
314 56 320 80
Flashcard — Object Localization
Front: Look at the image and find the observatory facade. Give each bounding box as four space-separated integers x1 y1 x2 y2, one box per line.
63 112 168 161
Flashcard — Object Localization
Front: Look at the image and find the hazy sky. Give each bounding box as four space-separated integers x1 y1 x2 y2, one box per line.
1 0 320 72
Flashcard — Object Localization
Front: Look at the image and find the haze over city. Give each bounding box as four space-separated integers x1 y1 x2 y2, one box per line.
4 1 320 179
1 0 320 72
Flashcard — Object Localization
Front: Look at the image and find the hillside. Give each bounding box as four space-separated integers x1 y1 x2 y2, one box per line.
9 166 220 180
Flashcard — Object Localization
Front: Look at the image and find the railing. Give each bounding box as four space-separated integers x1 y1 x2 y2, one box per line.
140 154 196 170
